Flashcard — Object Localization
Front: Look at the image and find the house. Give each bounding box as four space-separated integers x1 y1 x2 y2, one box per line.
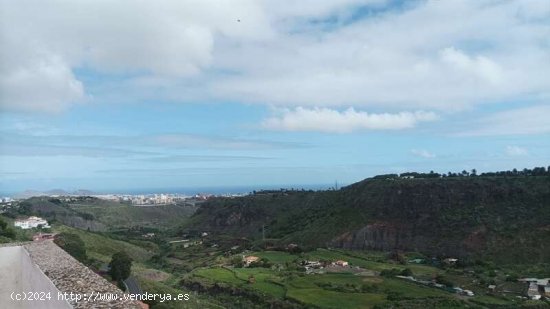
287 243 299 251
519 278 550 299
443 258 458 265
333 260 349 267
32 233 56 241
303 260 322 269
488 284 496 291
14 216 50 229
243 255 260 267
527 282 541 300
463 290 474 296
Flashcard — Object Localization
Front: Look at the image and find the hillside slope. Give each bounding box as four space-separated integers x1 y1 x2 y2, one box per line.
12 196 195 231
185 176 550 264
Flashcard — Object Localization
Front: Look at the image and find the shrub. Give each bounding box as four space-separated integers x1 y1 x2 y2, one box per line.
435 275 455 288
400 268 413 276
54 232 87 263
380 268 402 277
0 218 16 240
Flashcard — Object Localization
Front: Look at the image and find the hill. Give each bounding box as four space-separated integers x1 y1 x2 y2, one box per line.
10 196 196 231
53 225 154 263
183 175 550 264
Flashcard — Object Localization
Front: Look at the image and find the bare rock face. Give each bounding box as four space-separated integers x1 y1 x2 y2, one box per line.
329 222 415 251
328 222 470 258
23 241 143 309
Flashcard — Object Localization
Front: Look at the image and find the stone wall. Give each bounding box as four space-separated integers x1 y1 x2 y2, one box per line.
0 244 71 309
1 242 143 309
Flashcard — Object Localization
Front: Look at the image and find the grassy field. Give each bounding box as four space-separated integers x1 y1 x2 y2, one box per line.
53 225 154 263
233 268 287 298
253 251 301 264
190 264 456 309
252 249 441 277
69 203 195 230
286 288 385 309
194 268 244 284
378 278 449 298
138 277 224 309
184 248 545 308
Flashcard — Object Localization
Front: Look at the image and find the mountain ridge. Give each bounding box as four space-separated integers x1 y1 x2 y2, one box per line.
183 174 550 264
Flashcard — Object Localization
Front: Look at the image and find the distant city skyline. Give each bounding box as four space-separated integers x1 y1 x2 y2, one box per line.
1 0 549 193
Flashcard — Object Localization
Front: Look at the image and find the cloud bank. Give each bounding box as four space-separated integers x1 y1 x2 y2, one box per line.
1 0 549 114
262 107 438 133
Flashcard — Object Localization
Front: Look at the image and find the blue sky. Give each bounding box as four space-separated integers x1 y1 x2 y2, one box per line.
1 0 549 193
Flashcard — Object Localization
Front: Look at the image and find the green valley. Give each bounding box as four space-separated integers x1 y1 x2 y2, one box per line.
2 169 550 308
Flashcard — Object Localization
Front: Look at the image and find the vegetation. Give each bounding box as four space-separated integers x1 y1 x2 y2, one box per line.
54 232 88 263
184 172 550 264
182 251 460 308
3 167 550 308
4 196 195 232
109 251 133 282
0 216 16 242
53 225 153 263
69 200 196 230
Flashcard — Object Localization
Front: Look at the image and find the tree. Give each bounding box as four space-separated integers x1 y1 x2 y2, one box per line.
388 250 406 264
0 217 16 240
400 268 413 276
435 275 455 288
54 232 87 263
109 251 133 282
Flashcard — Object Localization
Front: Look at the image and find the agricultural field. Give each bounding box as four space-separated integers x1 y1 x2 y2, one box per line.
183 249 522 309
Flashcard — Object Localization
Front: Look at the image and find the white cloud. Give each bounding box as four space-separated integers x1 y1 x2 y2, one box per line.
459 105 550 136
262 107 438 133
1 0 549 114
411 149 436 159
1 60 84 113
0 0 271 112
213 0 550 110
440 47 503 85
505 146 528 157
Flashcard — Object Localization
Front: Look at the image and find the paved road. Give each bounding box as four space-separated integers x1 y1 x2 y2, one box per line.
124 276 143 295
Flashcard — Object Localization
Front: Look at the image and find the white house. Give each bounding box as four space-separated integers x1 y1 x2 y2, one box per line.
14 216 50 229
333 260 349 267
243 255 260 267
527 282 541 300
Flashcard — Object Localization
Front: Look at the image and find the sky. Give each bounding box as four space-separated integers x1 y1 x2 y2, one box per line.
1 0 549 193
